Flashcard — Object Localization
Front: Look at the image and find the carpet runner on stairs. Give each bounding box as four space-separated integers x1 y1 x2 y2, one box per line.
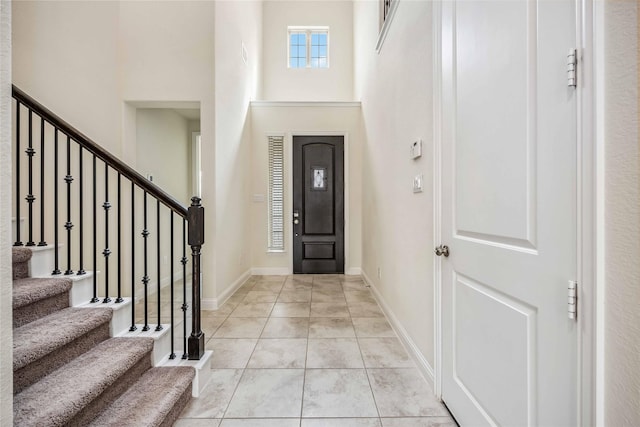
12 247 195 426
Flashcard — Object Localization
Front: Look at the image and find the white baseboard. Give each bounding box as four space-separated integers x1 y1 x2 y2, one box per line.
251 267 290 276
346 267 362 276
362 270 435 389
250 267 360 276
202 298 217 311
202 268 252 310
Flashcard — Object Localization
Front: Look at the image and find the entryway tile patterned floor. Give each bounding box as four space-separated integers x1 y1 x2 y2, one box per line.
176 275 456 427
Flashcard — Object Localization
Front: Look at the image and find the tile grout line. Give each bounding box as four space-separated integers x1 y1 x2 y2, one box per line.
350 277 384 424
299 274 314 421
218 318 255 419
218 277 265 420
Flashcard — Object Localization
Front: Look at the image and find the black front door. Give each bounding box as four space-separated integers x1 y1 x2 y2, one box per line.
293 136 344 274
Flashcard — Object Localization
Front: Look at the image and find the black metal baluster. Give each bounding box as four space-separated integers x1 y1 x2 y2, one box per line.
64 135 74 274
26 110 35 247
14 101 22 247
52 129 61 275
77 146 86 275
181 219 188 359
116 173 123 303
103 163 111 303
156 200 163 332
91 155 99 303
38 117 46 246
169 211 176 359
130 182 137 332
142 191 150 331
38 117 47 246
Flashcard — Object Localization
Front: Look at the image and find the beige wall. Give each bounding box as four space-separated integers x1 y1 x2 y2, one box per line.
117 1 218 302
213 0 263 303
12 0 121 155
354 0 436 373
250 104 362 274
0 0 12 422
262 0 354 101
603 0 640 424
136 109 192 206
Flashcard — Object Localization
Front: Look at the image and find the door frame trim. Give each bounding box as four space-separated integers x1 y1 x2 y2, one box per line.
432 0 444 401
431 0 599 424
287 131 350 275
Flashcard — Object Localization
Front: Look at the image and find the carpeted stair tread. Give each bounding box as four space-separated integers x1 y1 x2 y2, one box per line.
13 277 72 309
12 247 32 263
13 277 73 328
89 366 195 427
14 337 155 427
13 307 112 371
12 247 32 279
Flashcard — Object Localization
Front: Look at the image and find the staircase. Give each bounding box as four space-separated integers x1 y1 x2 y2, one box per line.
10 85 210 426
12 246 195 426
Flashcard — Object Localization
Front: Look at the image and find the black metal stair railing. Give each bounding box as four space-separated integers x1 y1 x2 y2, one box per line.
11 85 205 360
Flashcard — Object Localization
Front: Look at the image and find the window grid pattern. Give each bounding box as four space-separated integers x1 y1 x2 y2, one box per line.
288 28 329 68
289 32 307 68
268 135 285 251
310 32 328 68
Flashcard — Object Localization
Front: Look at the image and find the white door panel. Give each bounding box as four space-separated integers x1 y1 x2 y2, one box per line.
455 0 533 247
440 0 577 425
453 273 535 427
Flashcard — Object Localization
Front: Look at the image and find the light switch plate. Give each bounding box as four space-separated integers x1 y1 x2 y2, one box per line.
413 174 423 193
242 42 248 65
411 139 422 159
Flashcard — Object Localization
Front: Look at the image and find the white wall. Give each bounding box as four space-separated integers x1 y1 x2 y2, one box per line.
262 0 354 101
136 109 191 206
213 0 263 304
250 104 362 274
354 0 436 373
0 0 12 422
603 0 640 424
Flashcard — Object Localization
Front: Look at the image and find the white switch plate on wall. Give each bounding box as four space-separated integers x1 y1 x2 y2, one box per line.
413 174 423 193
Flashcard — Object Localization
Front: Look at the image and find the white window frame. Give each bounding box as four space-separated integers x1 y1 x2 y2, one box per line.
267 134 285 252
287 26 330 69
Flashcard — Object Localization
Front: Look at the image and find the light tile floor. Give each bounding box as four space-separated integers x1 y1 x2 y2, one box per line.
176 275 457 427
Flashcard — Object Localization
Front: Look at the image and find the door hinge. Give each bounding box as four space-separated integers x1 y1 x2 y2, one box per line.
568 280 578 320
567 48 577 87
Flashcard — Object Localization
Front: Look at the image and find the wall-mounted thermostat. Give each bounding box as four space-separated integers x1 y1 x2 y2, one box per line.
411 139 422 159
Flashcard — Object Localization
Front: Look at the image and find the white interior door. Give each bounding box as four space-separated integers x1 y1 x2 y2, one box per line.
440 0 578 425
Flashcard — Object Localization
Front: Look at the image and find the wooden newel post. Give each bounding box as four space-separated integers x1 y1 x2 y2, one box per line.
188 196 205 360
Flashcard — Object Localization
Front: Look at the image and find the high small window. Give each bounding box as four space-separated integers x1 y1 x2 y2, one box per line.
268 135 285 251
288 27 329 68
